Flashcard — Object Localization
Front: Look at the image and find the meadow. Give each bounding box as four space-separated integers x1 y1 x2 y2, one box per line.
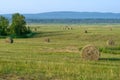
0 24 120 80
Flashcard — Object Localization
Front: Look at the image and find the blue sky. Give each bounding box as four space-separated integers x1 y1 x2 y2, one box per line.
0 0 120 14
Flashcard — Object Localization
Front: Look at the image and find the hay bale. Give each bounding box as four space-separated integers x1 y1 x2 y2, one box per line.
81 45 100 60
64 26 72 30
34 28 37 31
64 26 68 30
110 28 112 31
107 39 115 46
5 37 14 43
70 27 73 30
44 38 50 42
84 30 88 33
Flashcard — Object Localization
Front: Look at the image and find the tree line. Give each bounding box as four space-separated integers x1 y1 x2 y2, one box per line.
26 19 120 24
0 13 31 37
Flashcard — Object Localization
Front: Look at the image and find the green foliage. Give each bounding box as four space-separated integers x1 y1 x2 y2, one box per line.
0 16 9 35
10 13 30 36
99 46 120 54
0 13 32 37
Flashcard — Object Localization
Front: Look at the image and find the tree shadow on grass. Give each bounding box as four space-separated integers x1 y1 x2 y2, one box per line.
99 58 120 61
32 31 69 38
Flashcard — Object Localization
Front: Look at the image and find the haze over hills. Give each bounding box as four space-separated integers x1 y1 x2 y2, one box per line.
1 11 120 19
1 11 120 24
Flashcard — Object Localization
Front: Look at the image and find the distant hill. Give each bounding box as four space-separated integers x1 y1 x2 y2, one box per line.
1 11 120 19
1 11 120 24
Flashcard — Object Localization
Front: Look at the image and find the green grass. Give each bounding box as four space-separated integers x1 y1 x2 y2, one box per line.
0 24 120 80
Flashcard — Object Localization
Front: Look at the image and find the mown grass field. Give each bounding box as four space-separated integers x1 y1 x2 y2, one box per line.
0 24 120 80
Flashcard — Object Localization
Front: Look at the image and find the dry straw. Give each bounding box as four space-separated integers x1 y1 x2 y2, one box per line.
81 45 100 61
5 37 14 43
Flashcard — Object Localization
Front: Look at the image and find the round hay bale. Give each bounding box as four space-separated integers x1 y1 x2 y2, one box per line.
110 28 112 31
5 37 14 43
44 38 50 42
107 39 115 46
84 30 88 33
81 45 100 60
69 27 72 30
34 28 37 31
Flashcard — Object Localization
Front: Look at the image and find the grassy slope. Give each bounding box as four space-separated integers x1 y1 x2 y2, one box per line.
0 24 120 80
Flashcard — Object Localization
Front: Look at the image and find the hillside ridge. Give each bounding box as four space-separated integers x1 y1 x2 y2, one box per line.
1 11 120 19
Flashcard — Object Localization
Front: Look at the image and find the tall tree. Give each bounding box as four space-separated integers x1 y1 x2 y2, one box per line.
10 13 28 36
0 16 9 35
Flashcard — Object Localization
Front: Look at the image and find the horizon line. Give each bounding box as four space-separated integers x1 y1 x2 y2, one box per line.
0 11 120 14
